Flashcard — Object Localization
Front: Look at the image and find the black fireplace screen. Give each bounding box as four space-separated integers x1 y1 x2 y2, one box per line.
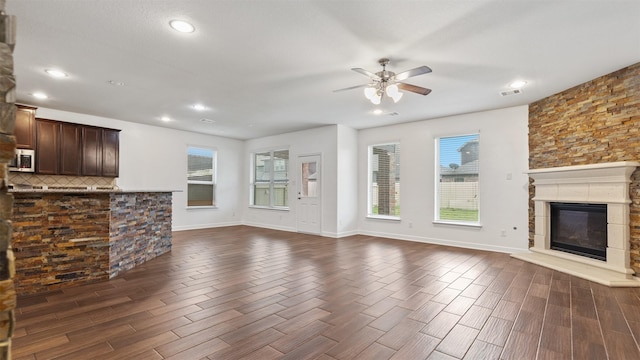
550 202 607 261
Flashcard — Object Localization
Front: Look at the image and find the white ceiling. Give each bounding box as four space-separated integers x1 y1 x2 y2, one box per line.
6 1 640 140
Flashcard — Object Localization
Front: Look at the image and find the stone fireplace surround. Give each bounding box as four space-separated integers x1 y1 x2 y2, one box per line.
513 161 640 286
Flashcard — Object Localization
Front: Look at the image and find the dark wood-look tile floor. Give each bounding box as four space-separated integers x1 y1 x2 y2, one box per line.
11 226 640 359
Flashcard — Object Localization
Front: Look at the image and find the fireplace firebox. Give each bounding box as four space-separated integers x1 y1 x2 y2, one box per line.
550 202 607 261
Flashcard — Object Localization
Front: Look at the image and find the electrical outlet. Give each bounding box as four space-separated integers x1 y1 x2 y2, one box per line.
408 222 413 228
501 229 507 237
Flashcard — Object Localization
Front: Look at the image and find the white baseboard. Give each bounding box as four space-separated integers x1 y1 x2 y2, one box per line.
241 221 297 233
357 229 525 254
172 221 242 232
322 230 359 238
172 224 525 254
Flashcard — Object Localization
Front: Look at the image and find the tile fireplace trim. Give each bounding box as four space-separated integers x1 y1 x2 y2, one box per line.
514 161 640 287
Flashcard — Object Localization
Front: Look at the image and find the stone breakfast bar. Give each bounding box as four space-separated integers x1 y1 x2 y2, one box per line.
10 189 174 295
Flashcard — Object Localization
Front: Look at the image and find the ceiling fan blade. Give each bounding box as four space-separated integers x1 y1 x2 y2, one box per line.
351 68 381 81
394 66 432 81
333 83 370 92
398 83 432 95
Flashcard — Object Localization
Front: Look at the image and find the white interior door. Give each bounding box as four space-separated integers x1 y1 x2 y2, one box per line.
297 154 321 234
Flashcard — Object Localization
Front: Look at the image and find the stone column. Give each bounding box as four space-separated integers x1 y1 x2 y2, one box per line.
0 1 16 358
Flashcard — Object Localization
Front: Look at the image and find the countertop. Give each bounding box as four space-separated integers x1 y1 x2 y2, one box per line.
9 187 181 193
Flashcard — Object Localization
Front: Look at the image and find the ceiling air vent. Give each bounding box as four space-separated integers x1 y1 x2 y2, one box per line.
500 89 523 96
200 118 215 124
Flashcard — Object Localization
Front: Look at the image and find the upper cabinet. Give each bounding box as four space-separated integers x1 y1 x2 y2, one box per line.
15 105 36 149
35 119 59 175
102 129 120 177
59 122 82 176
81 126 102 176
35 117 120 177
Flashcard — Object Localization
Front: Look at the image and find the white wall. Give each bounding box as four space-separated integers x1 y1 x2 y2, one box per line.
34 107 244 231
35 105 529 253
357 106 530 253
243 125 338 235
336 124 358 237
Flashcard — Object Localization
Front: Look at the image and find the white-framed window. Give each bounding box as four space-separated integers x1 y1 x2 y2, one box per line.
368 142 400 218
187 146 216 207
435 134 480 224
251 149 289 208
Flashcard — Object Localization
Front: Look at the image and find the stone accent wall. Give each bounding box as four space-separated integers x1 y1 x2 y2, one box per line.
12 193 110 294
0 3 16 358
529 62 640 272
109 192 172 278
11 191 173 295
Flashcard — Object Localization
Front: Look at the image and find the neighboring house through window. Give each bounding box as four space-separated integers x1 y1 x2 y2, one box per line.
251 149 289 208
436 134 480 224
368 142 400 218
187 147 216 207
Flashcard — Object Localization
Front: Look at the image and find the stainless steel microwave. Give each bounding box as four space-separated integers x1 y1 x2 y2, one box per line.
9 149 35 172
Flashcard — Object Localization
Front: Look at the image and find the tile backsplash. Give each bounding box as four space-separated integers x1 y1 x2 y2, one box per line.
9 173 117 188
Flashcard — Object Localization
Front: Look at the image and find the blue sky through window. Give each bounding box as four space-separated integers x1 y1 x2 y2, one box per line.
188 147 213 157
439 134 479 167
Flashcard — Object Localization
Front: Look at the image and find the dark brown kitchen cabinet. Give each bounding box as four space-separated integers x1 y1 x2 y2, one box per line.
59 123 81 175
15 105 36 149
102 129 119 177
81 126 102 176
35 119 59 174
34 118 120 177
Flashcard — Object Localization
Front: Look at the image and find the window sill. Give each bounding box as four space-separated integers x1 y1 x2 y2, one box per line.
249 206 290 212
186 206 218 210
366 215 401 221
433 220 482 228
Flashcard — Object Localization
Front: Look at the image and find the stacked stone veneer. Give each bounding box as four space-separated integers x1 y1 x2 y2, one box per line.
529 62 640 273
12 193 110 294
0 3 16 358
109 192 172 278
11 191 172 295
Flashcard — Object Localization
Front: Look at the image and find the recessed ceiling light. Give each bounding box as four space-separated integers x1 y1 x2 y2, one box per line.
161 116 171 122
45 69 68 78
193 104 206 111
509 80 528 89
372 109 383 115
31 92 48 99
169 20 195 33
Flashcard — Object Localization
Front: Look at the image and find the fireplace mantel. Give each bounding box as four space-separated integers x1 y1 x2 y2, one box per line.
513 161 640 286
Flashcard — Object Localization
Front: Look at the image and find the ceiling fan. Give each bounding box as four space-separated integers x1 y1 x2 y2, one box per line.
334 58 432 104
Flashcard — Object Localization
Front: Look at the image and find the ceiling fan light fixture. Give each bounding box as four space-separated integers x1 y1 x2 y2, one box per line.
364 87 377 99
364 86 382 104
386 84 403 103
341 58 431 104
